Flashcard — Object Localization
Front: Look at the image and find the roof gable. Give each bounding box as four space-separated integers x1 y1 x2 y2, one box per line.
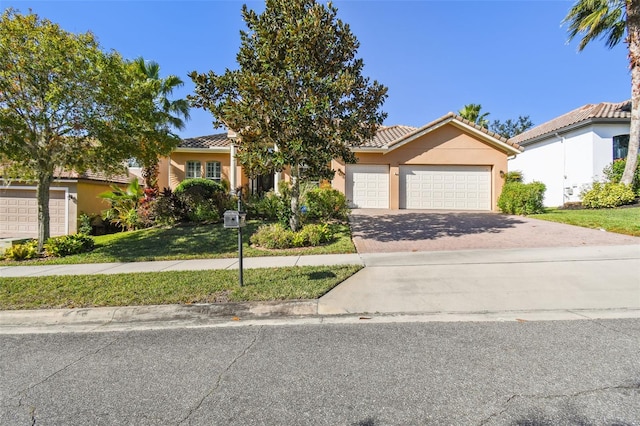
359 113 522 155
509 100 631 146
179 133 232 149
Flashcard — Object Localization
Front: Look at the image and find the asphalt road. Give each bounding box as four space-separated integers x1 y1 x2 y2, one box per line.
1 319 639 425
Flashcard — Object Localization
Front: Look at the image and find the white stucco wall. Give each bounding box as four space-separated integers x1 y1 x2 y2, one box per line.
508 122 629 207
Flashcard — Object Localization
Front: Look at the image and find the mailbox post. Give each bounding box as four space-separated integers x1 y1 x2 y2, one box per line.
223 190 247 287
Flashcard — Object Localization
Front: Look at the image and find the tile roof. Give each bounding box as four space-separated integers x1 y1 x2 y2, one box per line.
509 100 631 146
54 169 138 184
361 125 418 148
179 133 232 148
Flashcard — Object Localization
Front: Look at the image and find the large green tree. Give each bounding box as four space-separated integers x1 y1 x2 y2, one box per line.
563 0 640 185
133 57 190 191
0 10 177 250
189 0 387 231
489 116 534 139
458 103 490 128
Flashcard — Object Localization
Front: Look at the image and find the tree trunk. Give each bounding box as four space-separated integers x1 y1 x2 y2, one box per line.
289 164 301 232
36 171 54 253
624 0 640 185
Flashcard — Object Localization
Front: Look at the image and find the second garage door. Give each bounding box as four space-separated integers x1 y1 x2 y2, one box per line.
400 165 491 210
346 164 389 208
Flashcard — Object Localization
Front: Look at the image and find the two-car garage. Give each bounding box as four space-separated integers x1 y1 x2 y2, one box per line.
0 188 69 238
345 164 492 211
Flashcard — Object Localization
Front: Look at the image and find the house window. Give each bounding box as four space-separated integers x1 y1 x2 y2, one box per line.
206 161 221 181
613 134 629 160
186 161 201 178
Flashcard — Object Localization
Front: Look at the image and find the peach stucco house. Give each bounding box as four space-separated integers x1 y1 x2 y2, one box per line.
157 113 523 212
0 170 137 239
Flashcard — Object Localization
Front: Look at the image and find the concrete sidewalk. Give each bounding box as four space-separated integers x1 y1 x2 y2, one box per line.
1 244 639 333
0 253 363 277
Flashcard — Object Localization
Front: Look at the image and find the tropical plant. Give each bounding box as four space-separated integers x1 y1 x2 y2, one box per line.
189 0 388 232
132 57 190 190
563 0 640 186
99 179 145 231
458 104 490 128
581 181 636 208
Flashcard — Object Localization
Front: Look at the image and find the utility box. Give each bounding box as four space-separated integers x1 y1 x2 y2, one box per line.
223 210 246 228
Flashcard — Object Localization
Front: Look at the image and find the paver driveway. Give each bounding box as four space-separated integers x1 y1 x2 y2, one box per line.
349 209 640 253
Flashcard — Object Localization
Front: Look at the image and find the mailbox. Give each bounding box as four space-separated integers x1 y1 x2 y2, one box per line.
223 210 246 228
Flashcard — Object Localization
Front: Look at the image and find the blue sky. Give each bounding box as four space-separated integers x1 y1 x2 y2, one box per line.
1 0 631 138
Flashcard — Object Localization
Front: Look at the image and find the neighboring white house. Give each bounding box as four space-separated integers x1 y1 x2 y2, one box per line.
508 101 631 207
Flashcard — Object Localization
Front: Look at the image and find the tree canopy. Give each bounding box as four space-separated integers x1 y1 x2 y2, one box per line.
189 0 387 231
0 9 187 248
563 0 640 185
489 116 534 139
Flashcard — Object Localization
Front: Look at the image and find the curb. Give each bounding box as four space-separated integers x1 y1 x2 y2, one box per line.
0 300 318 328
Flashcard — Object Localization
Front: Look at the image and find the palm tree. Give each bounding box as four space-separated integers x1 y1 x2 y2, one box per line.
563 0 639 185
133 58 190 190
458 103 490 128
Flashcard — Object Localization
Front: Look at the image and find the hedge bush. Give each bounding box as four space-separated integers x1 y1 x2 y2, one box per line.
250 223 332 249
497 181 546 215
155 179 233 224
304 186 350 221
44 234 95 257
581 182 636 208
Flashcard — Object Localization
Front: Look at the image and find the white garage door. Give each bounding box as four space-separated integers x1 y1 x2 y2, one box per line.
346 164 389 208
0 188 67 238
400 165 491 210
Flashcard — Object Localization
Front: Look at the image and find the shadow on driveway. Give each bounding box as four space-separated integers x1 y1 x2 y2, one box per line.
349 209 640 253
350 211 525 242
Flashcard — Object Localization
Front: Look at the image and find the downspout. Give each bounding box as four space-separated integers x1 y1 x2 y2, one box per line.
555 132 567 205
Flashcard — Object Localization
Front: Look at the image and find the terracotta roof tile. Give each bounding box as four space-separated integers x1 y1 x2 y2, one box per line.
180 133 231 148
509 100 631 146
362 125 418 148
54 169 138 184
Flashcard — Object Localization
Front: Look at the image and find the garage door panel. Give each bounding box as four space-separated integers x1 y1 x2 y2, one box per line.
346 165 389 209
0 189 67 237
400 165 491 211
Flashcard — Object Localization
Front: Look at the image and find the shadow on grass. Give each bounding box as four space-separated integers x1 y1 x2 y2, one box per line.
91 222 261 262
307 271 337 280
349 211 526 243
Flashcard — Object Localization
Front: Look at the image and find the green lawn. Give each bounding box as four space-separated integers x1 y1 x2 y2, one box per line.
1 221 356 265
531 206 640 237
0 265 362 310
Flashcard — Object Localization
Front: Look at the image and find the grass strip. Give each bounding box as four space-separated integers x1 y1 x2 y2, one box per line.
531 207 640 237
0 265 362 310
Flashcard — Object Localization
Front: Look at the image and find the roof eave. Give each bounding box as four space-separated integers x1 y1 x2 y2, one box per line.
514 116 630 147
173 147 231 153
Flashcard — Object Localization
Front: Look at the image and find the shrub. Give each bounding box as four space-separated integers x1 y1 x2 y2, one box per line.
304 187 350 221
4 240 39 261
44 234 95 257
250 223 333 249
580 182 636 208
250 223 295 249
78 213 93 235
498 181 546 215
603 156 640 195
504 170 524 183
245 190 290 226
174 178 232 222
152 188 186 226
